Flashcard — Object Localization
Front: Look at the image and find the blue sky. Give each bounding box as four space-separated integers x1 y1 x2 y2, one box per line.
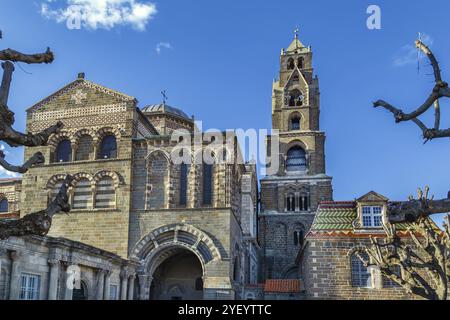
0 0 449 226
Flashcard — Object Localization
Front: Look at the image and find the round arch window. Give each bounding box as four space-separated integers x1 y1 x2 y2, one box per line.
286 146 307 172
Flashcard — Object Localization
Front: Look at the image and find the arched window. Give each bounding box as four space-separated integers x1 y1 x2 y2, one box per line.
49 180 65 205
55 139 72 163
0 199 8 213
286 146 307 172
287 58 295 70
72 178 91 210
195 277 203 291
98 135 117 159
297 57 304 69
203 163 213 206
288 89 304 107
291 117 300 130
72 281 88 300
75 135 93 161
351 253 372 288
179 163 189 206
299 193 309 211
293 230 303 247
286 193 295 212
95 177 115 209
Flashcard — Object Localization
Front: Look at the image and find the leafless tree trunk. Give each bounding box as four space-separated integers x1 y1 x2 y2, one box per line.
0 31 72 240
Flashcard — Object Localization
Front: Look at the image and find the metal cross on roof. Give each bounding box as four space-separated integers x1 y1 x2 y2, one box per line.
294 27 299 39
161 90 168 104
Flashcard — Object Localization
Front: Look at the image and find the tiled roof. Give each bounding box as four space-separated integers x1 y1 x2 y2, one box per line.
263 280 301 293
141 103 191 120
310 201 411 235
311 202 357 231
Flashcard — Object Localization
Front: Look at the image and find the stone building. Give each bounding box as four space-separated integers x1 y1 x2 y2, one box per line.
0 235 133 300
0 178 21 219
0 70 259 300
258 33 333 283
0 32 431 300
302 191 421 300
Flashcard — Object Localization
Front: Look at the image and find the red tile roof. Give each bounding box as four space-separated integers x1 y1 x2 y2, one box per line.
263 280 301 293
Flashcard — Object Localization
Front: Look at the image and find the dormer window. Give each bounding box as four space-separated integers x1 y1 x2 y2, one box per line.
362 206 382 227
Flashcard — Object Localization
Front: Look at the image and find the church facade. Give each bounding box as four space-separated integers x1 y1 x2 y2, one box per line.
0 34 421 300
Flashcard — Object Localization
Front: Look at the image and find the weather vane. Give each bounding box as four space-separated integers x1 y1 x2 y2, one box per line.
161 90 168 104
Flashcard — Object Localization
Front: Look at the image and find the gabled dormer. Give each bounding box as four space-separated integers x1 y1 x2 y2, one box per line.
353 191 389 231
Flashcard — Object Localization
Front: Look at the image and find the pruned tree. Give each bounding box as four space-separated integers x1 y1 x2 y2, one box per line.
368 39 450 300
358 212 449 300
0 30 72 240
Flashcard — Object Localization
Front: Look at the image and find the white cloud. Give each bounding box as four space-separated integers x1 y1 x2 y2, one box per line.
394 33 434 67
40 0 157 31
156 42 173 55
0 144 19 178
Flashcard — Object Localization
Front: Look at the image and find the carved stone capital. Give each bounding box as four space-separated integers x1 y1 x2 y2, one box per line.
48 259 60 267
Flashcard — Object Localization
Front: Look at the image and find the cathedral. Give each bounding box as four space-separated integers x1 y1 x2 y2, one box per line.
0 33 420 300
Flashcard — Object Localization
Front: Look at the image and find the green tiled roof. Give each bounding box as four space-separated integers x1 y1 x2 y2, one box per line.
311 204 356 231
311 202 413 233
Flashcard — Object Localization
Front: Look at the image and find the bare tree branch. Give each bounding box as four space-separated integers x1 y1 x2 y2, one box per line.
387 186 450 223
0 30 71 241
374 40 450 141
0 175 73 240
0 48 54 64
0 150 44 173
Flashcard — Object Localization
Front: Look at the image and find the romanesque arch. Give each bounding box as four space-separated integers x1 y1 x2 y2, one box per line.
131 224 222 300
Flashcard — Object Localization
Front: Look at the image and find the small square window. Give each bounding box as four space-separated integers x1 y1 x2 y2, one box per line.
362 206 383 228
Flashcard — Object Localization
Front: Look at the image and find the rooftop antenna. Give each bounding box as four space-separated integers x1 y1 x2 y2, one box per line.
161 90 168 104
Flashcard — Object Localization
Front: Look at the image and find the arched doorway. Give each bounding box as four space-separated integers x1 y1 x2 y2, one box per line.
72 281 88 300
150 249 204 300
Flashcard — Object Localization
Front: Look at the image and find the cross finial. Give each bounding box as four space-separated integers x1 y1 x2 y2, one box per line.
294 27 299 39
161 90 168 104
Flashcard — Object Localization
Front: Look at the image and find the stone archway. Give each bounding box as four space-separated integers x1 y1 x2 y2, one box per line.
131 224 223 300
150 248 204 300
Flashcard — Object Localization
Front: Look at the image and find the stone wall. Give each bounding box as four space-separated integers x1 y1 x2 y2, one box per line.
0 179 21 218
302 237 421 300
0 235 133 300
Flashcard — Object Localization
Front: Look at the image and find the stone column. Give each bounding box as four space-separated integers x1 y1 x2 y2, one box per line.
47 259 60 300
138 274 150 300
120 269 129 300
103 270 112 300
62 262 77 300
96 269 106 300
127 274 135 300
8 251 21 300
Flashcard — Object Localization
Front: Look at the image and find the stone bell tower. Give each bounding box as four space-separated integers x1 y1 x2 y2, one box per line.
259 30 333 281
